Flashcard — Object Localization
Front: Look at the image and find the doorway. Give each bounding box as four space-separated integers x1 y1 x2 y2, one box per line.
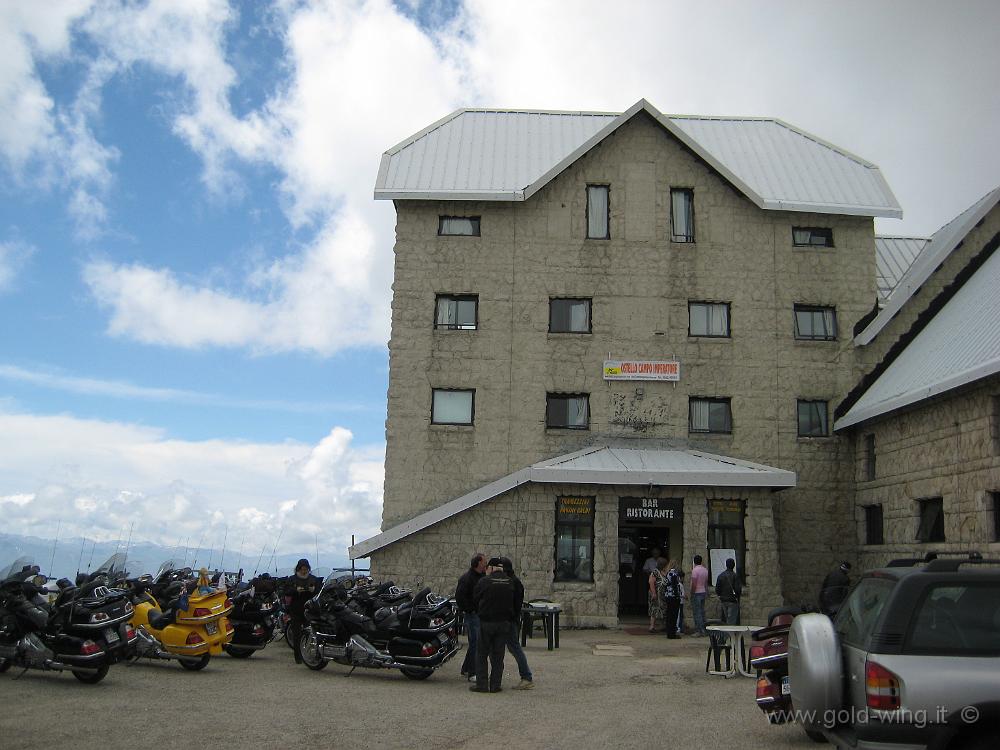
617 496 684 617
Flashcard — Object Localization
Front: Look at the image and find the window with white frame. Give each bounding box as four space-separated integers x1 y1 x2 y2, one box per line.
689 397 732 434
689 301 730 337
794 304 838 341
431 388 474 425
586 185 609 239
671 188 694 242
438 216 480 236
792 227 834 247
797 399 830 437
434 294 478 330
549 298 591 333
546 393 589 429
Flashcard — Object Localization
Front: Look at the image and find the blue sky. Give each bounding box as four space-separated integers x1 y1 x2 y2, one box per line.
1 0 998 567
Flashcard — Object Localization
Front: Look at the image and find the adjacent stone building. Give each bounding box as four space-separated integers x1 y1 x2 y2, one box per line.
350 98 997 626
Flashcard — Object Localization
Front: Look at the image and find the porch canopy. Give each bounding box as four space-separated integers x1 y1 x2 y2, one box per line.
349 446 795 559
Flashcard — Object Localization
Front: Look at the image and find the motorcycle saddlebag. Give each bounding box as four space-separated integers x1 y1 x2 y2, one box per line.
387 637 427 658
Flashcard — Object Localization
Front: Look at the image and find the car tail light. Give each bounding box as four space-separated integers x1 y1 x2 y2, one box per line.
865 660 901 710
81 640 101 656
89 611 110 624
186 632 205 645
755 676 780 702
192 608 212 617
420 642 436 656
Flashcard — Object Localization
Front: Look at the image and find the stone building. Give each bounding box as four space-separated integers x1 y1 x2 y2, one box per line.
349 99 994 626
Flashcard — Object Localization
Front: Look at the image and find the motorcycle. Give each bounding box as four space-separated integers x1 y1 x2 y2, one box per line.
0 556 135 684
126 560 234 670
298 573 460 680
224 574 280 658
749 605 817 722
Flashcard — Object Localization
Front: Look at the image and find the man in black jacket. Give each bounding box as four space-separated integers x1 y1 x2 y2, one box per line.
470 557 514 693
715 557 742 626
500 557 533 689
818 561 851 616
455 552 486 679
282 558 321 664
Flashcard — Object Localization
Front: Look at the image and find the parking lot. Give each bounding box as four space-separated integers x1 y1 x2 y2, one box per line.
1 630 816 749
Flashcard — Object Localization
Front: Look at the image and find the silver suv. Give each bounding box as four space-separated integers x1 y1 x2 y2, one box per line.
788 555 1000 750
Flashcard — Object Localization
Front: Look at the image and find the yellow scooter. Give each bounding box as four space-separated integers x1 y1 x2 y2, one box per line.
127 566 233 670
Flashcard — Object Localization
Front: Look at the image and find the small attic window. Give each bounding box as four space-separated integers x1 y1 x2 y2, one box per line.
439 216 481 236
792 227 834 247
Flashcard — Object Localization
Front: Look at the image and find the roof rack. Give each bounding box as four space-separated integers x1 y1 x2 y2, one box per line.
924 552 999 572
885 551 985 568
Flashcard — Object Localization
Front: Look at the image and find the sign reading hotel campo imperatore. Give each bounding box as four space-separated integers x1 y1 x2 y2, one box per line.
603 359 680 381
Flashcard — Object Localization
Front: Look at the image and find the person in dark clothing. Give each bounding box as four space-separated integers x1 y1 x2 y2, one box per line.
282 558 321 664
456 552 486 679
500 557 533 689
715 558 742 626
818 561 852 616
470 558 515 693
662 559 682 639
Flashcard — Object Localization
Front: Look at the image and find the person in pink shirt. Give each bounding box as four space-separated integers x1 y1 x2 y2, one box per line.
689 555 709 636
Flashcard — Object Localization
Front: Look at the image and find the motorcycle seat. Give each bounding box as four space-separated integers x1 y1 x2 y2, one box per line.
146 608 175 631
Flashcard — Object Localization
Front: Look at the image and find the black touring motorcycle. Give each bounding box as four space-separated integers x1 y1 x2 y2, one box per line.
0 555 137 684
298 573 460 680
224 573 281 658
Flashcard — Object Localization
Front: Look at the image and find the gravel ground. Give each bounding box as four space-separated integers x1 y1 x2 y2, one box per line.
0 630 818 750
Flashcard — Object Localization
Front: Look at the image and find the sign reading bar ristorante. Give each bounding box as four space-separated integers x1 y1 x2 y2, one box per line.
603 359 680 381
619 497 683 524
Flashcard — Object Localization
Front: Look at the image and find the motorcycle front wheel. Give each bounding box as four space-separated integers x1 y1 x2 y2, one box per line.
400 668 432 680
299 633 326 671
179 654 210 671
72 664 109 684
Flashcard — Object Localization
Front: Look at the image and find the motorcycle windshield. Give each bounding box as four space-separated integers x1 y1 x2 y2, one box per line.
1 556 38 583
153 559 176 582
93 552 128 579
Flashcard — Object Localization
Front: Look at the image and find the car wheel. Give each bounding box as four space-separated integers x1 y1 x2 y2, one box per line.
72 664 110 684
179 654 210 671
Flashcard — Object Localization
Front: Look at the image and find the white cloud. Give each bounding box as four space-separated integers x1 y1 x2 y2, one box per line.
0 240 36 292
0 409 384 557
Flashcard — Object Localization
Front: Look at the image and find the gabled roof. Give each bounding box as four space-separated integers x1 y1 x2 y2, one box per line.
875 236 929 303
836 237 1000 430
856 186 1000 345
375 99 902 218
349 446 796 559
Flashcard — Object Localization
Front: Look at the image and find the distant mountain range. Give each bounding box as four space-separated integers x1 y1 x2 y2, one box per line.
0 532 362 580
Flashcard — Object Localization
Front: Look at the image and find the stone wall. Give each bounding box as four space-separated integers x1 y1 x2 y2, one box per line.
371 483 784 627
382 111 878 611
850 375 1000 570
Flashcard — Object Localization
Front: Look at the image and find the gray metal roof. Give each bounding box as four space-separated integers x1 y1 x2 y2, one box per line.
875 236 929 303
836 245 1000 430
349 446 795 559
375 99 902 218
856 186 1000 345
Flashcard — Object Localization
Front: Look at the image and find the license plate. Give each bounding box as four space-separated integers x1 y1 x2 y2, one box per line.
206 622 218 635
781 676 791 695
105 627 120 643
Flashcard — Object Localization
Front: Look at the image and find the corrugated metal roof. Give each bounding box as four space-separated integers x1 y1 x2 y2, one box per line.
349 446 795 559
875 236 929 303
375 99 902 218
836 246 1000 430
856 186 1000 345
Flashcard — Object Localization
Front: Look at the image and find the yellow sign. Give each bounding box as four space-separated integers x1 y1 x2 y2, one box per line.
603 359 680 381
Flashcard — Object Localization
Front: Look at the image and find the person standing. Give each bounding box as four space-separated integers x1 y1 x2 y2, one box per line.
470 557 515 693
818 561 852 616
689 555 709 636
662 559 682 639
647 557 667 632
641 547 661 576
282 558 321 664
715 557 742 625
500 557 533 690
456 552 486 680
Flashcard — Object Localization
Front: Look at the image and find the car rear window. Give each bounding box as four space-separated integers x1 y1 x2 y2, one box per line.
835 577 896 648
905 583 1000 655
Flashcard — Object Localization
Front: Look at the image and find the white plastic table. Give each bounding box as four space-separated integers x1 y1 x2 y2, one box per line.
704 624 761 678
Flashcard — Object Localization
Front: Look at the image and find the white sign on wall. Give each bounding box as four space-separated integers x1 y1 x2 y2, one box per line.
603 359 681 381
709 548 737 584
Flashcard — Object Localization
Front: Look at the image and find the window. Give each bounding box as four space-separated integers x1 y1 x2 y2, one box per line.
792 227 834 247
990 491 999 542
991 395 1000 456
834 578 896 648
546 393 589 429
434 295 478 330
864 434 876 481
438 216 480 236
906 584 1000 655
554 497 594 582
707 500 745 584
797 400 829 437
864 504 884 545
549 298 592 333
586 185 609 239
688 302 730 337
794 304 838 340
670 188 694 242
431 388 474 425
916 497 945 543
689 397 732 434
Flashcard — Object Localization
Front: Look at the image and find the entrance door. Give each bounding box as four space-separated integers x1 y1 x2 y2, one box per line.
617 527 671 616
